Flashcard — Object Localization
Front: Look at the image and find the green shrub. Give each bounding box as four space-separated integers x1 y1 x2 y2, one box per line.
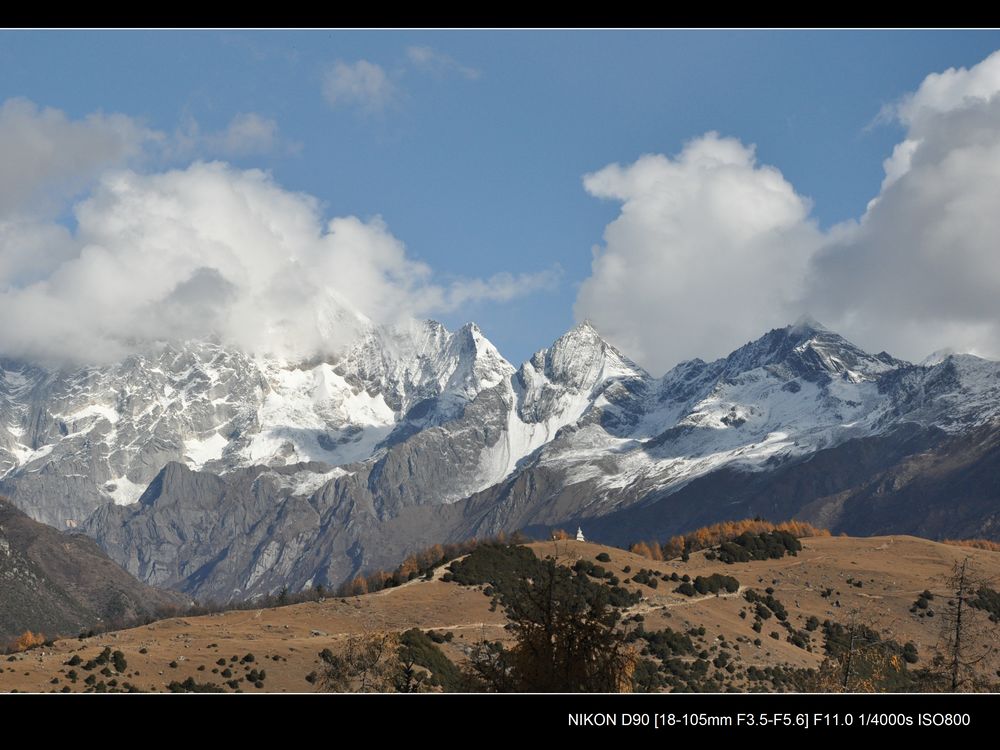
596 553 611 563
971 586 1000 623
167 677 224 693
787 632 809 649
449 543 640 610
399 629 464 692
744 589 787 621
693 574 740 595
715 530 802 564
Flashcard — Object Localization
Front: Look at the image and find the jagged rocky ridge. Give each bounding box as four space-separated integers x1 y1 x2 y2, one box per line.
3 316 1000 600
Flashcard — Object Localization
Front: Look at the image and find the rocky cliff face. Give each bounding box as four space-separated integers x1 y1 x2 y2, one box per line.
0 320 511 528
6 317 1000 600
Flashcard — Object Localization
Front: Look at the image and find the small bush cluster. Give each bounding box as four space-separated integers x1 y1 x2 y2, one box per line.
910 590 935 617
971 586 1000 623
743 589 788 621
629 518 828 561
167 677 225 693
398 628 464 691
715 531 802 564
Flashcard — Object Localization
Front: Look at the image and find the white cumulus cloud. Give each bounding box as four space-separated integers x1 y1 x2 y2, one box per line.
577 50 1000 372
0 162 554 365
804 49 1000 362
574 133 821 374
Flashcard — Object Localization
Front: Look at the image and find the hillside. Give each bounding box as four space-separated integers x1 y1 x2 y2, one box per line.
0 498 186 644
2 533 998 692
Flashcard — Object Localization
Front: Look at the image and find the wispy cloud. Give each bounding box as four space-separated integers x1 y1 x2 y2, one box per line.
440 267 561 310
173 112 297 159
406 45 480 80
0 97 159 218
322 60 398 114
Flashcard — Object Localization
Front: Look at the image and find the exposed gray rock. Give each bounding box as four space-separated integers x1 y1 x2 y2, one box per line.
7 317 1000 601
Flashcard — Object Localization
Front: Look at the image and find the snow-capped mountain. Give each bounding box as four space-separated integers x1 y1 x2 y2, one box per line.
0 319 511 527
4 316 1000 599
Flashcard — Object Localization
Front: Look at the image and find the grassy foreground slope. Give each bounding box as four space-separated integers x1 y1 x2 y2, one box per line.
2 534 998 692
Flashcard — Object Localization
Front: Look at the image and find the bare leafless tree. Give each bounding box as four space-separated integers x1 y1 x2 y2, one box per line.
318 629 402 692
810 609 907 693
936 557 996 692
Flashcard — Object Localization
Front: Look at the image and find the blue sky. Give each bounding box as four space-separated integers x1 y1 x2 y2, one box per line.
3 30 1000 371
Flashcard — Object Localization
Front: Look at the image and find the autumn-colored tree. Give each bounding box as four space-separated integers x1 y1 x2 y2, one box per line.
346 575 368 596
396 556 419 581
366 570 392 591
12 630 46 652
942 539 1000 553
551 529 572 541
629 541 653 559
629 518 829 561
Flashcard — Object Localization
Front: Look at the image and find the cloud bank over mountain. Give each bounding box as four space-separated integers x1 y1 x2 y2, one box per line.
0 103 555 365
576 50 1000 373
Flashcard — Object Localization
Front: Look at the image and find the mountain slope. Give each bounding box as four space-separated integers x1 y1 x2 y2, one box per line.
0 319 512 528
3 534 998 692
0 497 184 643
6 317 1000 599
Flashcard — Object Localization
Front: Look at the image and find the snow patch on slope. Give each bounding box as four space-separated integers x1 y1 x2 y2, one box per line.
184 433 228 469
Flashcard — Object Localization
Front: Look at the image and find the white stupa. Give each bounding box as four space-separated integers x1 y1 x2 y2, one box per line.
576 526 585 542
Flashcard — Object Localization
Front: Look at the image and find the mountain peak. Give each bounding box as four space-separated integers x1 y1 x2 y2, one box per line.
525 321 646 392
921 348 954 367
722 320 899 382
788 314 827 334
